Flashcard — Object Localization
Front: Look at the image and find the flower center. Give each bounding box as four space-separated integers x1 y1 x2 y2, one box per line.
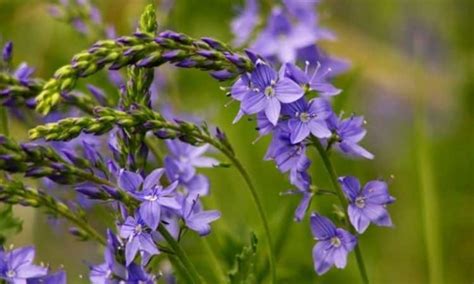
330 236 341 248
264 86 275 97
134 224 143 234
299 112 312 123
355 196 366 208
6 270 16 278
145 194 158 202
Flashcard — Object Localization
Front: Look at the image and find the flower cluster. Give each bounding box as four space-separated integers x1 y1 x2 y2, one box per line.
229 0 395 276
0 0 396 282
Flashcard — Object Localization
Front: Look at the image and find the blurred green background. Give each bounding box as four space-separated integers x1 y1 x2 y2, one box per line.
0 0 473 283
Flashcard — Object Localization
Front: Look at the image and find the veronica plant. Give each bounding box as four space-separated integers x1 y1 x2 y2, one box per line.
0 1 395 283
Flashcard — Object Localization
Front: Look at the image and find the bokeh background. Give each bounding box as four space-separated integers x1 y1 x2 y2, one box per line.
0 0 473 283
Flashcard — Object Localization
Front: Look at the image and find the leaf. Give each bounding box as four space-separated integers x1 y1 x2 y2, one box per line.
228 233 258 284
0 205 23 245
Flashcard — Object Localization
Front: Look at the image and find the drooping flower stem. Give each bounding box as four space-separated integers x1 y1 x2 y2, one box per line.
158 224 204 284
312 137 369 284
0 181 106 245
225 152 277 283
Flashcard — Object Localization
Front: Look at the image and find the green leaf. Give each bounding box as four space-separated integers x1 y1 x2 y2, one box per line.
0 205 22 245
228 233 258 284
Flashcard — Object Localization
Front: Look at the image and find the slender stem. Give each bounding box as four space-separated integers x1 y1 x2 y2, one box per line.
163 126 277 282
312 137 369 284
48 202 106 245
158 224 204 284
168 254 194 283
225 153 276 283
201 237 227 282
0 107 9 137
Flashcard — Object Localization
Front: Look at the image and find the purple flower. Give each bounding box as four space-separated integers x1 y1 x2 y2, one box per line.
265 127 309 173
13 63 35 85
282 98 332 143
326 114 374 159
283 0 320 25
119 215 159 266
237 61 304 125
134 181 181 231
251 8 319 63
119 168 181 230
310 213 357 275
164 139 218 183
284 62 341 96
231 0 259 46
0 246 48 282
339 176 395 233
89 231 127 283
181 196 220 236
2 41 13 62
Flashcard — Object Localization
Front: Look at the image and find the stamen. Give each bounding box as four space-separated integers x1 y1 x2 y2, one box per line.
304 60 310 74
310 61 322 82
224 99 235 108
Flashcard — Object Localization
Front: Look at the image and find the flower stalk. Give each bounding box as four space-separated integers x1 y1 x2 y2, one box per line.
312 137 369 284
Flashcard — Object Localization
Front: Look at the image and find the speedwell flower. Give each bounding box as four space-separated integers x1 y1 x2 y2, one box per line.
310 213 357 275
339 176 395 233
237 61 304 125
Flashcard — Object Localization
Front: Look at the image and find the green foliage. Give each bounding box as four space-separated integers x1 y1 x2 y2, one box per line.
228 233 258 284
0 205 22 246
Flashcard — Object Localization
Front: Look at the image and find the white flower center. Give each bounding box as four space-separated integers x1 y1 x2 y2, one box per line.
134 224 143 234
6 270 16 278
264 86 275 97
355 196 366 208
145 194 158 202
299 112 312 123
330 236 341 248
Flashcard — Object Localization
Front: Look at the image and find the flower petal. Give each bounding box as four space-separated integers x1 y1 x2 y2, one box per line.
241 91 267 114
274 78 304 103
289 119 310 144
139 201 161 230
338 176 361 202
348 205 370 233
143 168 165 190
308 120 331 138
363 180 394 204
363 204 393 228
125 238 140 266
264 97 281 125
338 141 374 160
250 62 277 90
312 241 335 275
158 197 181 210
310 213 336 240
118 170 143 192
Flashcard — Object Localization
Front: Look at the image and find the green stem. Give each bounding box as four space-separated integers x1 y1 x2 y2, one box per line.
0 107 9 137
312 137 369 284
168 254 195 283
158 224 204 284
201 237 227 282
225 153 276 283
49 202 106 245
162 125 277 282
